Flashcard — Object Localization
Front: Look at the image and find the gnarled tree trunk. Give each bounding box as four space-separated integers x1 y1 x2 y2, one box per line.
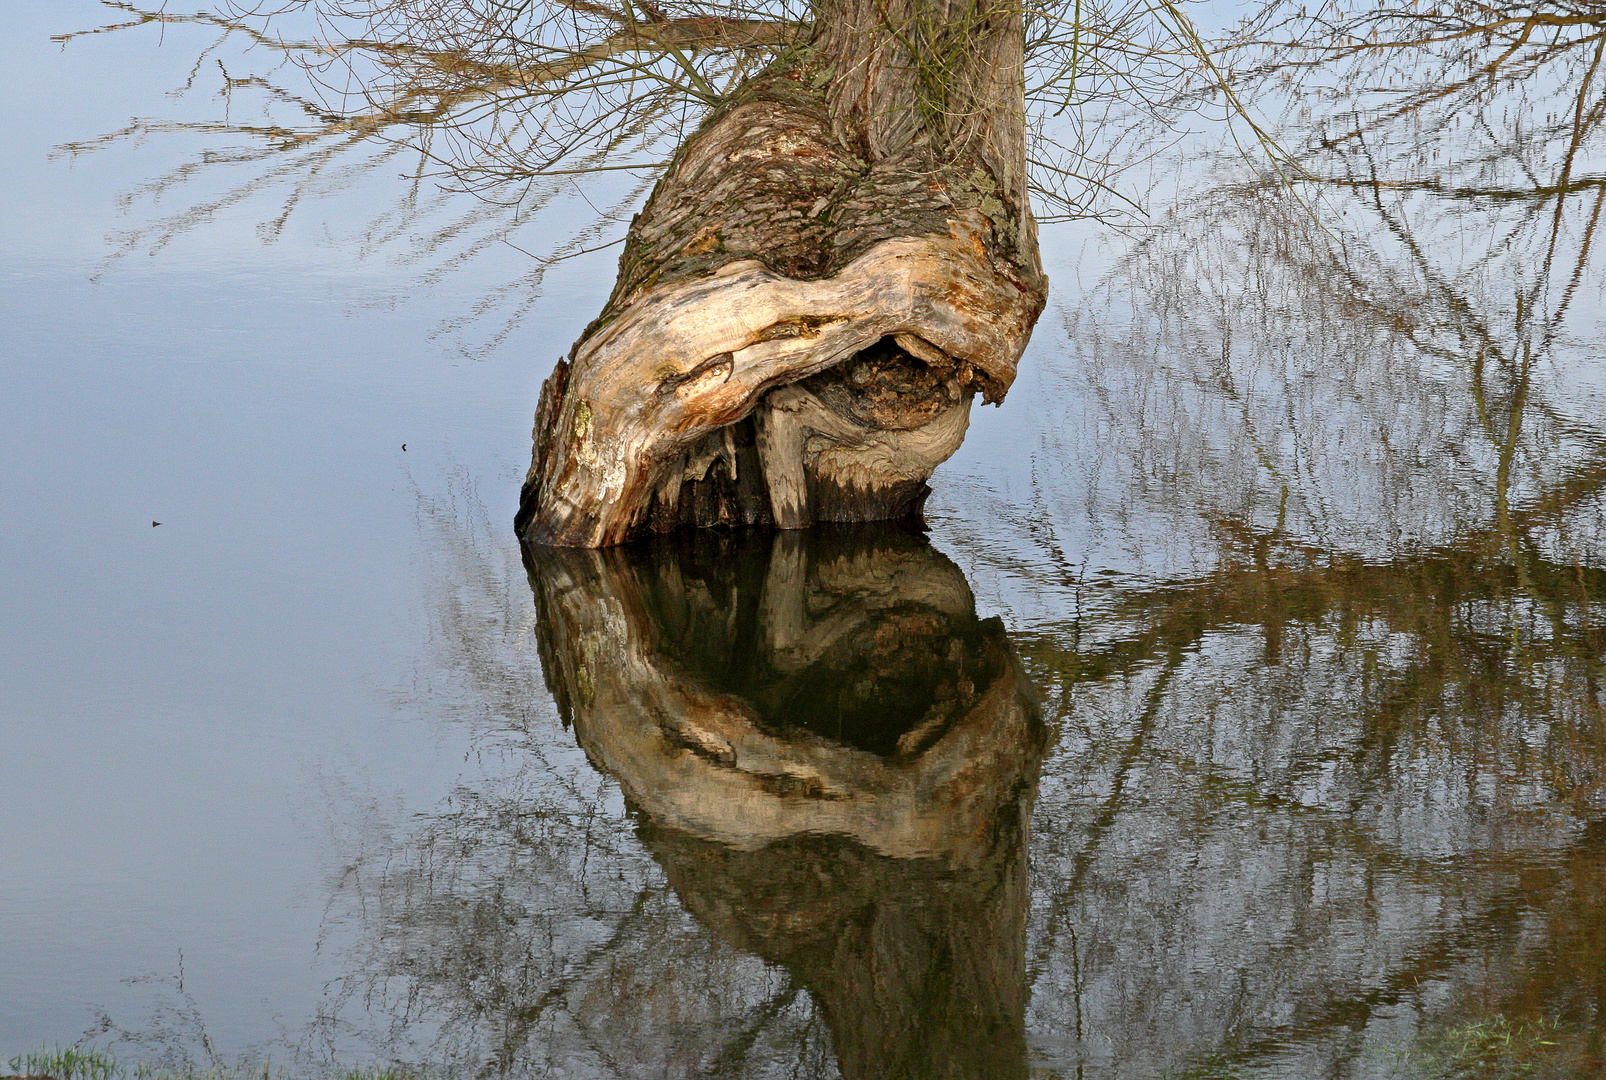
517 0 1046 546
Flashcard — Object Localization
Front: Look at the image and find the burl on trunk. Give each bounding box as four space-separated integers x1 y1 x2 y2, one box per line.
517 0 1047 547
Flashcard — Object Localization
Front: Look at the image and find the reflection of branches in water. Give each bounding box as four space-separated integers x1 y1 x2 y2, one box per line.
1230 1 1606 355
928 27 1606 1057
977 528 1605 1074
1186 5 1606 534
329 471 1606 1077
1042 153 1606 569
1233 0 1606 136
933 455 1606 1071
400 472 548 736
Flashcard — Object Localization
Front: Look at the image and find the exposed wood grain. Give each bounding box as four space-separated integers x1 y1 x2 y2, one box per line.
518 11 1046 547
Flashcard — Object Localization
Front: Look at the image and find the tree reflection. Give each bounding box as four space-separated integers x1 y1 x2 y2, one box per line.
999 541 1606 1075
528 528 1047 1079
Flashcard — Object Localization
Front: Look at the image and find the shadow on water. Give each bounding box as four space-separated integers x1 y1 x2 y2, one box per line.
526 527 1046 1080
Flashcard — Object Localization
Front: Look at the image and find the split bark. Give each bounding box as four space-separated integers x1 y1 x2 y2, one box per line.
517 0 1047 546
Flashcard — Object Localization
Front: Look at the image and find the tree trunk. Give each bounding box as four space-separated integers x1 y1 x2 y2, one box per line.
517 0 1046 547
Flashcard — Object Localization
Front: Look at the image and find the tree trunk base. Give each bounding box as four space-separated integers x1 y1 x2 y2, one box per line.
518 66 1045 548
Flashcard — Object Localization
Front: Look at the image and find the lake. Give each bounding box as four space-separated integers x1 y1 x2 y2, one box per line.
2 2 1604 1077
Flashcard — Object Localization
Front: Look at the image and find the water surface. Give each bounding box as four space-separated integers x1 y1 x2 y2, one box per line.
3 2 1605 1077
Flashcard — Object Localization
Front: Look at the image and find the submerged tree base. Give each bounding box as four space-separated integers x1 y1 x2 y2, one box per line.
517 50 1046 548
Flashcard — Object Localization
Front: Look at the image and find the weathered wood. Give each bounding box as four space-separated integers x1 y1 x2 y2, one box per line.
518 5 1046 547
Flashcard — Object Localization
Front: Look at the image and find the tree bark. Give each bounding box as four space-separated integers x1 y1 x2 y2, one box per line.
517 0 1046 546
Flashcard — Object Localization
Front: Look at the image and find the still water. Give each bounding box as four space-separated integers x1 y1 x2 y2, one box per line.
3 1 1605 1077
